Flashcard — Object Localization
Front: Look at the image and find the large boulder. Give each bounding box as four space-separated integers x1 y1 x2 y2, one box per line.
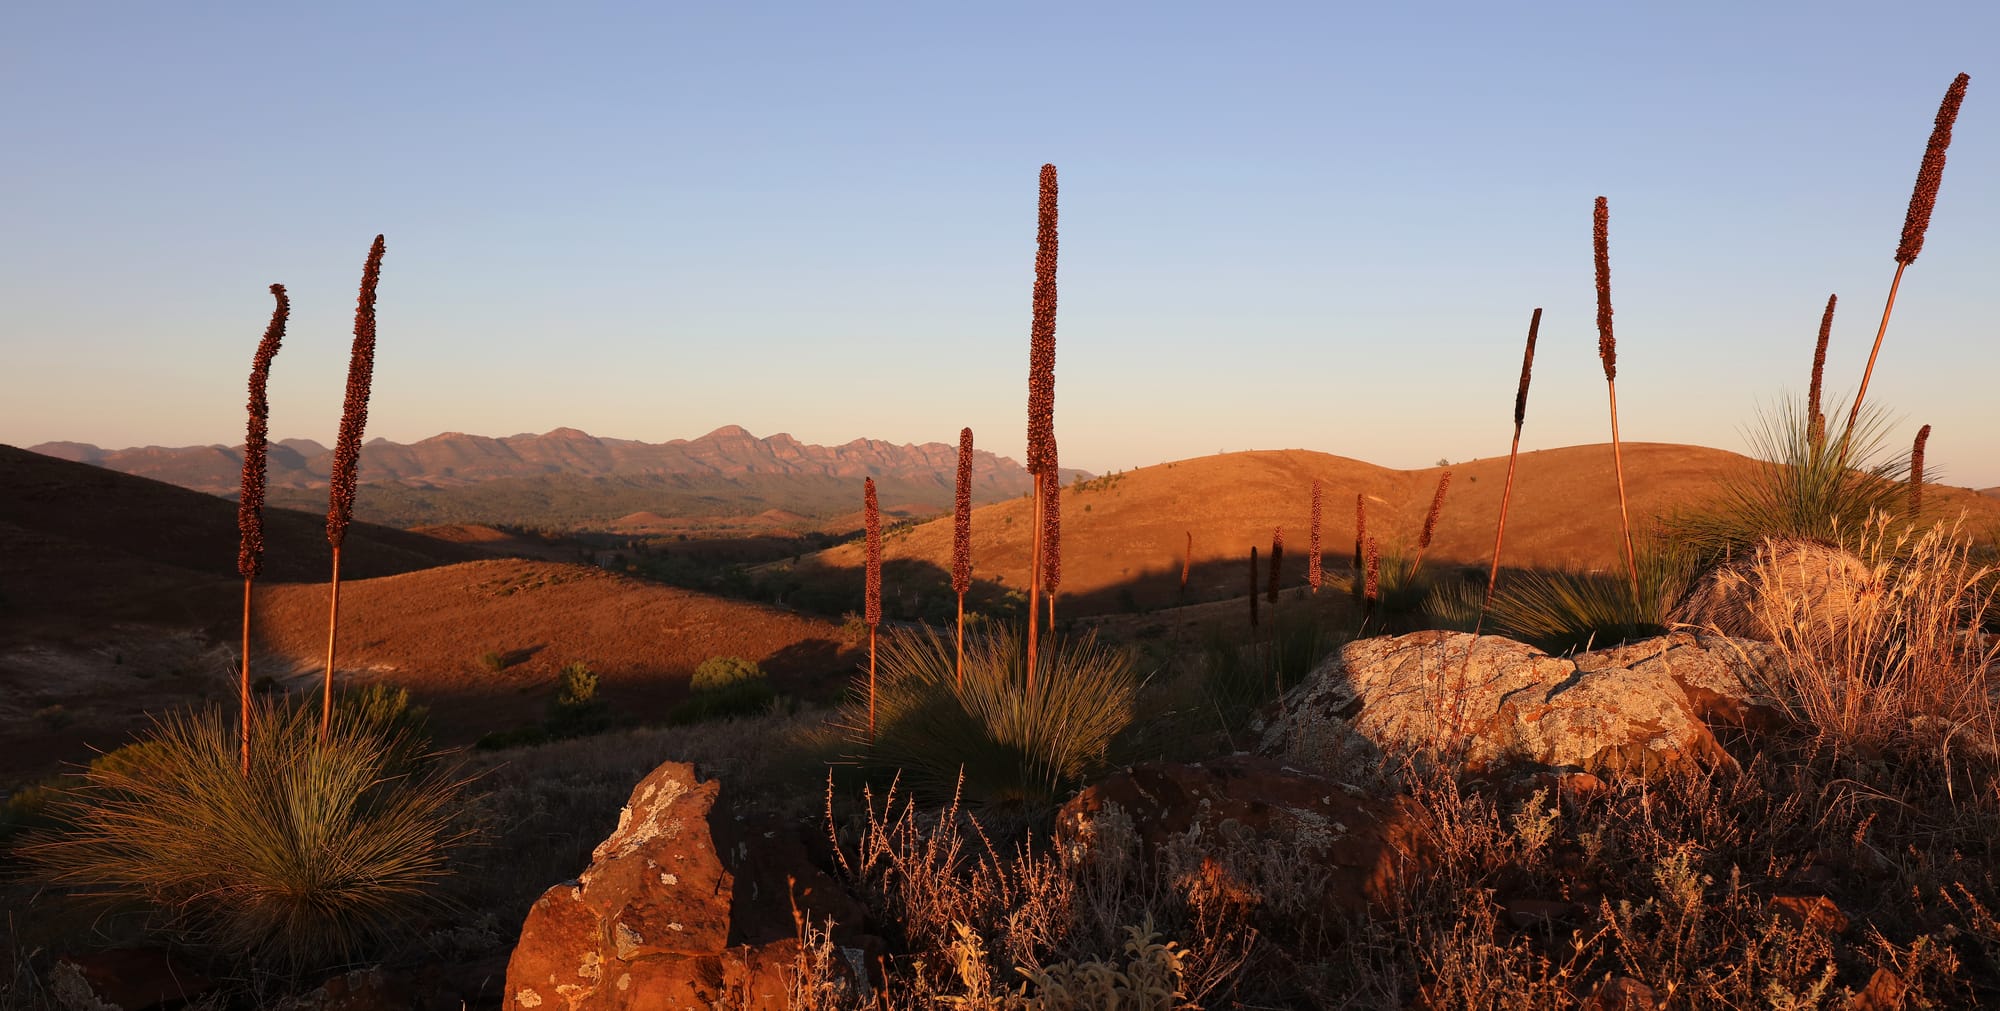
1673 538 1881 642
1261 631 1781 778
1056 755 1432 920
504 761 870 1010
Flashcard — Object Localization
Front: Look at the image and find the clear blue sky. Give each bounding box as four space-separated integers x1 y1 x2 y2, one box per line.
3 3 1996 483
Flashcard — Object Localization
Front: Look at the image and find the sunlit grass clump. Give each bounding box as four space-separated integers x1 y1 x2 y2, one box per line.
25 699 476 974
848 625 1139 813
1483 538 1698 654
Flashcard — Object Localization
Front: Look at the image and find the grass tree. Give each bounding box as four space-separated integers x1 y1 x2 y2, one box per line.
1594 198 1642 606
1025 163 1059 688
864 476 882 738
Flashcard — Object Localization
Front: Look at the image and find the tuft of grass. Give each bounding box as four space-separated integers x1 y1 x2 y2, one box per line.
1201 612 1343 730
1746 514 2000 756
845 624 1139 815
1484 537 1697 654
21 700 476 976
1667 396 1911 565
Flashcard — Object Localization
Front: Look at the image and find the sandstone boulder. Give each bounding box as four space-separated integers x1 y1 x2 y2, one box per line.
1056 755 1431 919
504 761 870 1010
1262 631 1781 778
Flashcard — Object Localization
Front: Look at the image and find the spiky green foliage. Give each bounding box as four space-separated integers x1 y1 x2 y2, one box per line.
1667 396 1910 565
847 625 1139 813
22 700 475 975
1484 539 1698 654
1201 612 1342 729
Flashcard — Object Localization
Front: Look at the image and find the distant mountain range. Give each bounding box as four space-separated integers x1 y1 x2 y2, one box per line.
29 426 1086 529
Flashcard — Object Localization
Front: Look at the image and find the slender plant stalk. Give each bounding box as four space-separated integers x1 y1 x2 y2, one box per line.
322 235 384 744
952 428 973 688
1409 471 1452 578
1044 438 1061 630
864 477 881 737
1308 479 1323 594
1479 307 1540 632
1363 536 1380 621
1352 492 1367 605
236 287 288 775
1025 163 1060 688
1845 73 1970 460
1910 424 1931 516
1267 527 1283 603
1594 197 1641 604
1181 530 1191 598
1249 546 1260 628
1808 295 1836 450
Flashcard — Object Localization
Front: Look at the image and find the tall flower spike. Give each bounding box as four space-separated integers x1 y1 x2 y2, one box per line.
1307 479 1323 593
1026 164 1060 476
1267 527 1283 604
238 285 289 580
1364 537 1380 604
1353 494 1367 571
1248 546 1259 627
1910 425 1931 515
1594 197 1615 382
1897 74 1971 266
1809 294 1836 447
1419 472 1451 551
1515 308 1541 430
952 428 973 597
864 477 882 627
327 234 385 550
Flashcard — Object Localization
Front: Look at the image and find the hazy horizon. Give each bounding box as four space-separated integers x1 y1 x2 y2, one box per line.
4 4 1996 483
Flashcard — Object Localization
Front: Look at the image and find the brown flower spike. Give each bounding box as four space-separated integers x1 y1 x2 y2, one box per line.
1353 494 1367 572
1809 294 1836 447
864 477 882 627
1419 472 1451 551
237 284 289 580
1910 425 1931 515
1249 546 1260 628
1026 164 1059 476
327 235 385 550
1515 308 1541 431
1043 439 1062 598
1482 308 1541 629
952 428 973 597
1594 197 1615 382
1267 527 1283 604
1897 74 1970 266
320 235 385 744
1308 479 1323 593
1364 537 1380 606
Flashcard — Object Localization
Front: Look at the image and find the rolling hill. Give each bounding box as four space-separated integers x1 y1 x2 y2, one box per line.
781 443 2000 618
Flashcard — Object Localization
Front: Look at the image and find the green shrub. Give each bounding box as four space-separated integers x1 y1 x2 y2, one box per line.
555 661 597 708
692 656 764 693
338 682 429 737
478 650 508 673
21 701 477 975
1202 614 1342 731
671 656 776 725
849 625 1141 814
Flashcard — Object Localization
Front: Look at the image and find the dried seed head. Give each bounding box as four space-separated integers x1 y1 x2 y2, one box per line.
1910 424 1931 515
1308 479 1324 591
952 428 973 596
1249 546 1260 627
1594 197 1615 382
1419 471 1452 550
1042 437 1062 595
1353 494 1367 571
864 477 882 627
1896 74 1970 266
1268 527 1284 603
237 284 289 579
1364 537 1380 603
1809 294 1836 423
1026 163 1060 475
1515 308 1542 430
327 235 385 549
